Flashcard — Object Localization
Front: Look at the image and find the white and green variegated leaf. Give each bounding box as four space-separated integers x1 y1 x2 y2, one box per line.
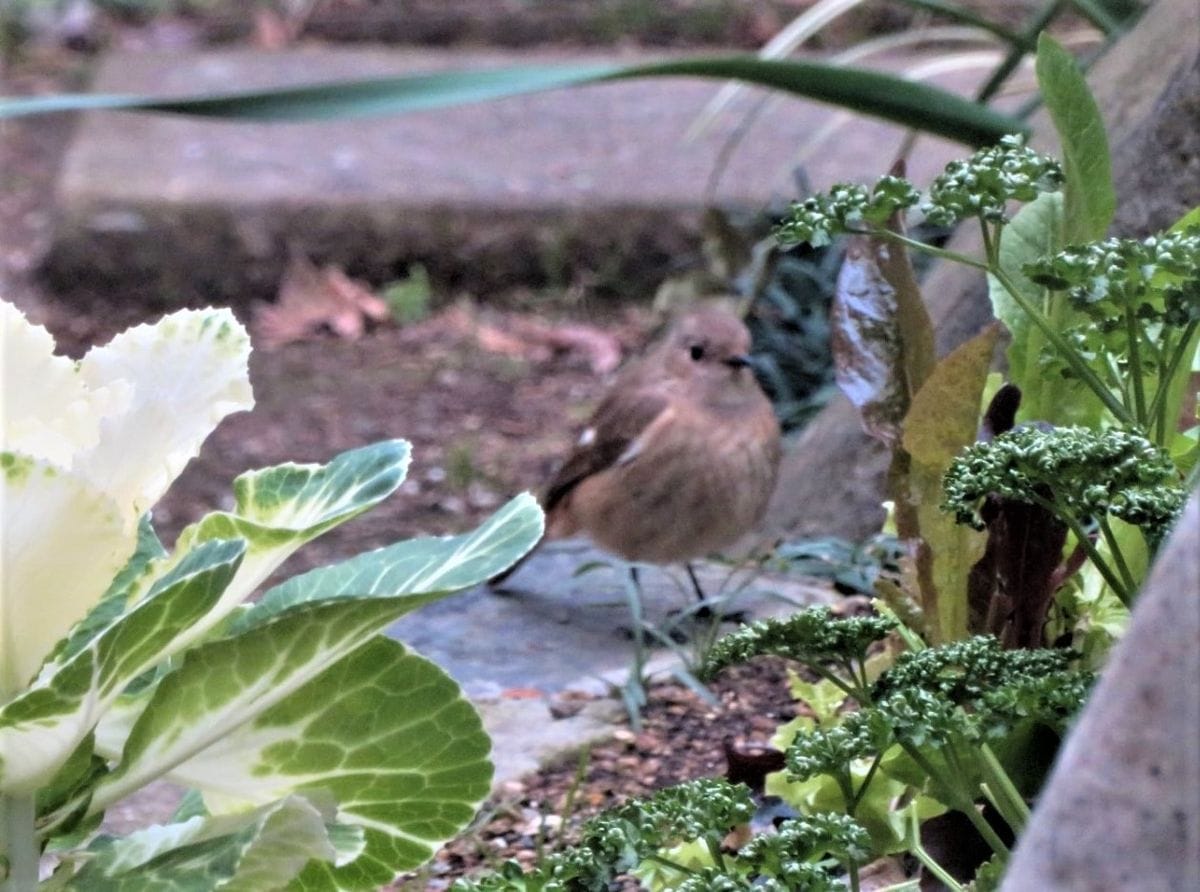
278 638 491 890
49 514 168 666
241 491 543 628
99 634 490 889
0 539 244 794
85 491 539 804
0 300 129 469
163 440 413 635
67 793 337 891
73 308 254 521
0 452 134 698
88 597 435 812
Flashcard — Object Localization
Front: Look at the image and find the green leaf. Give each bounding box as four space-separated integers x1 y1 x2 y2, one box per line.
241 492 543 628
0 539 245 794
901 325 999 643
988 191 1062 396
289 640 490 889
50 514 168 666
1035 33 1114 242
106 633 490 889
86 492 538 805
1171 206 1200 231
987 191 1103 427
0 57 1024 148
68 794 337 891
163 440 413 641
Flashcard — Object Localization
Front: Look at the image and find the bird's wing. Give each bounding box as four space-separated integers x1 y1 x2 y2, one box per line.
543 386 670 512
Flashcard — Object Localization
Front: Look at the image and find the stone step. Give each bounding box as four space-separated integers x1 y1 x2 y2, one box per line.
44 47 987 307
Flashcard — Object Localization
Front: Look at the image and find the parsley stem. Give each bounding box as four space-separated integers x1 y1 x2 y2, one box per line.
1124 308 1148 424
901 744 1010 857
850 227 991 271
850 752 884 814
1098 517 1138 595
979 743 1031 833
905 802 965 892
643 853 697 876
1043 504 1132 606
1148 320 1199 446
980 217 996 266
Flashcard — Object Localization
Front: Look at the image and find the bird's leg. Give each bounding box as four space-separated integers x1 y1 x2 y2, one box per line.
685 561 747 624
685 562 707 603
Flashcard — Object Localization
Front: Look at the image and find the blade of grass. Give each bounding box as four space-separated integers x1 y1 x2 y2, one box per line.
0 56 1025 147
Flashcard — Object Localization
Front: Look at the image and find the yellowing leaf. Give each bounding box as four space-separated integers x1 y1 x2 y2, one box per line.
902 325 1000 643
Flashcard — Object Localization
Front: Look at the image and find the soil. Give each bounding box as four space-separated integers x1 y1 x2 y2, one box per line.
395 658 801 891
1 44 838 891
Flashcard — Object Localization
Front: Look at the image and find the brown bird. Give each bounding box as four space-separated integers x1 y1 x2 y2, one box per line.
492 306 781 605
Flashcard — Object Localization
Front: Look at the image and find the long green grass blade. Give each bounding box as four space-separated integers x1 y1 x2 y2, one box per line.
0 56 1024 147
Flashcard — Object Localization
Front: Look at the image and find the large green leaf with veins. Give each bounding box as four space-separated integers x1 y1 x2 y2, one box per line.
98 634 491 890
64 493 540 887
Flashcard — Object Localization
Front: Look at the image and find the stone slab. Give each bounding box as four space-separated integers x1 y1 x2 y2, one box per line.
45 47 986 304
387 538 834 700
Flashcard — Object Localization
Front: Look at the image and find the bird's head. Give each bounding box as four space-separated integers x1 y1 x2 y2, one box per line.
659 307 758 389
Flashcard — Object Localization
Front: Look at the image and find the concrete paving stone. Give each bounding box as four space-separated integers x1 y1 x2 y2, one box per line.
45 47 989 304
387 538 835 697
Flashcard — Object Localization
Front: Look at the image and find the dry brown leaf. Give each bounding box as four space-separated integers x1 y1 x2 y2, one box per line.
252 249 387 350
474 317 624 373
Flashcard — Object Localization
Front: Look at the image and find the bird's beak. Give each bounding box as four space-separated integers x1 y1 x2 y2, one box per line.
723 354 758 370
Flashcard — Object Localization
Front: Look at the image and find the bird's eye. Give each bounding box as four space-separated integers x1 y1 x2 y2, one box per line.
689 344 705 361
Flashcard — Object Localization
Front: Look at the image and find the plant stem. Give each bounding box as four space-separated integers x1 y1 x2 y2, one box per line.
621 566 648 732
905 802 965 892
979 217 996 266
852 227 991 271
850 752 884 814
643 853 698 876
812 666 866 705
1047 507 1132 606
978 743 1031 833
1098 517 1138 594
902 745 1010 857
991 267 1134 424
1123 309 1148 424
1 793 38 892
1148 320 1199 445
704 837 727 873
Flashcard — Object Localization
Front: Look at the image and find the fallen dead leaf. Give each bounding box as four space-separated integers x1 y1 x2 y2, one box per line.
474 316 625 373
252 249 390 350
